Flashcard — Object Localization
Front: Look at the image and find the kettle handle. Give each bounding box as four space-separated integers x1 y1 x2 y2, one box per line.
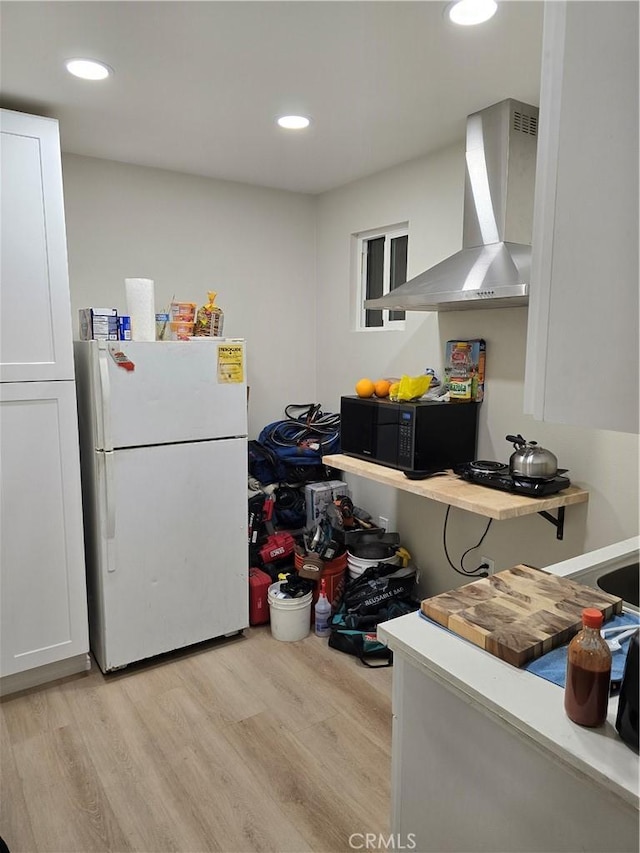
506 433 526 446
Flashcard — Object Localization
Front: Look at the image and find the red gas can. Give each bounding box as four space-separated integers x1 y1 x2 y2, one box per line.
249 567 272 626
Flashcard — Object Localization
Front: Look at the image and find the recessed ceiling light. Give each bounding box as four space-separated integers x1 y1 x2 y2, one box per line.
65 58 112 80
276 115 311 130
446 0 498 26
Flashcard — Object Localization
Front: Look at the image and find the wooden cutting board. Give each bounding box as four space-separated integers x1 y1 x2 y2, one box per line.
421 565 623 667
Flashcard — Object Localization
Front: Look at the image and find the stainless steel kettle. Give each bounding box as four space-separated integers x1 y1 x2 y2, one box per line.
506 434 558 480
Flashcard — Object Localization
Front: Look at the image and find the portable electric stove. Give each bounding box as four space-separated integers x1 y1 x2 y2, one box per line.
457 460 571 496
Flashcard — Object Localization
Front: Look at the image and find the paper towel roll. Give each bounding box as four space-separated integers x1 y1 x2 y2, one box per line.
125 278 156 341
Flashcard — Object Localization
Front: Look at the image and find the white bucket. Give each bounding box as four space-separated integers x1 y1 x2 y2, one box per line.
267 582 312 642
347 552 400 581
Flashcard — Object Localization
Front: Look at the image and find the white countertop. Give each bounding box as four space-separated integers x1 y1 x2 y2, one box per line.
541 535 639 581
378 536 640 810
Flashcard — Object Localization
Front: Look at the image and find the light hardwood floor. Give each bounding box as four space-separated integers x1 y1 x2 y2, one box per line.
1 626 393 853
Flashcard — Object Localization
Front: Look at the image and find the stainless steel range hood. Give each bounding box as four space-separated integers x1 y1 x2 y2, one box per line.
365 98 539 312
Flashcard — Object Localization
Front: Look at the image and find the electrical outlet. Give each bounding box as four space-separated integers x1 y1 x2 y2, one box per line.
378 516 389 531
481 555 495 575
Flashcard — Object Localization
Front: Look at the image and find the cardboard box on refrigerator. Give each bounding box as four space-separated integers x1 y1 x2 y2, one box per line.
305 480 350 528
79 308 119 341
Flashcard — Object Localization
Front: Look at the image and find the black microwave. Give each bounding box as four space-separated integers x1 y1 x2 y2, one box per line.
340 396 479 473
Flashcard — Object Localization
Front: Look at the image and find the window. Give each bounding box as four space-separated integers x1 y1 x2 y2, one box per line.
356 225 408 330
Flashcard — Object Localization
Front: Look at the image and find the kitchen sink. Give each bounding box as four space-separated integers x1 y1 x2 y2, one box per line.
596 562 639 608
569 553 640 613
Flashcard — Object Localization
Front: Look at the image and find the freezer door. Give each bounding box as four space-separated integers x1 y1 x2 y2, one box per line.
88 437 248 671
75 340 247 450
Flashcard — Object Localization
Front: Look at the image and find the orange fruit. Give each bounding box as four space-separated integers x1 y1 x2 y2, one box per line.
388 382 400 400
374 379 391 398
355 378 375 398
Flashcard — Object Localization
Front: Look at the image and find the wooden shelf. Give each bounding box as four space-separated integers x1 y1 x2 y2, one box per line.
322 454 589 538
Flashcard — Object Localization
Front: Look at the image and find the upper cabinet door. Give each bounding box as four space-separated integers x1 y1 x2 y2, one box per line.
1 110 75 382
524 1 639 434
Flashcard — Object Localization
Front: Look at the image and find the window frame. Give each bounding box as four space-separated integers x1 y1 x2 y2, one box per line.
354 224 408 331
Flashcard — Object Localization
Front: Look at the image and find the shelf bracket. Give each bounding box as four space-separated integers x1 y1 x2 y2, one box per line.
538 506 566 540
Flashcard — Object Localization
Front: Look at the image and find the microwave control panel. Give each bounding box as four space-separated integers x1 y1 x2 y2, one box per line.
397 410 415 466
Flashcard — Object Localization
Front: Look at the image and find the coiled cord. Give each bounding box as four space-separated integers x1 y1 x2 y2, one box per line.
265 403 340 451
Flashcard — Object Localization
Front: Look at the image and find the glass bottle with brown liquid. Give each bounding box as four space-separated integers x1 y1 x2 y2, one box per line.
564 607 612 727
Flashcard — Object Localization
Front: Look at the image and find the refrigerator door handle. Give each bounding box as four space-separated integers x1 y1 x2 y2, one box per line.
97 341 113 452
104 450 117 572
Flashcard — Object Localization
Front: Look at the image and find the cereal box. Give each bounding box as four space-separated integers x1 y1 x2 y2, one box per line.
444 339 486 402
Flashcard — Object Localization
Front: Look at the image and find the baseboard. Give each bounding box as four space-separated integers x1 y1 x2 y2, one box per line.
0 653 91 697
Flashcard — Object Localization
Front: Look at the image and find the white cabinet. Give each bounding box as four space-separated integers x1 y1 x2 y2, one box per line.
0 109 89 692
0 110 76 383
525 1 639 434
0 382 89 677
379 578 639 853
385 653 638 853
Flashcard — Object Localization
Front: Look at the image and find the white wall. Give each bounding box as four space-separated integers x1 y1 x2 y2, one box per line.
60 148 638 598
315 145 639 597
61 154 317 437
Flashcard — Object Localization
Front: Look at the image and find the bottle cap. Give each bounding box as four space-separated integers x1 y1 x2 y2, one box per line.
582 607 604 628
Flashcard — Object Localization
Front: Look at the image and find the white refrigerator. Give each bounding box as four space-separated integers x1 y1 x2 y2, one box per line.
74 339 249 672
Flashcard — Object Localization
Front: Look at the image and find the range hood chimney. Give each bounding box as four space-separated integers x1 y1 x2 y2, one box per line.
365 98 539 312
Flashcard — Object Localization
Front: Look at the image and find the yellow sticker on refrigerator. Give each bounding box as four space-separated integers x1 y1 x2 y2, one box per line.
217 344 244 383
